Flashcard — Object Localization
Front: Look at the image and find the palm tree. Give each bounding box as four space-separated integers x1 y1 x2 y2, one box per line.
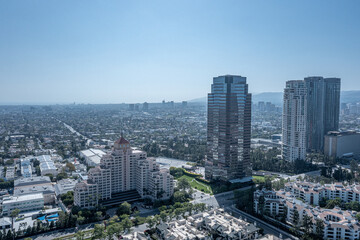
10 209 20 240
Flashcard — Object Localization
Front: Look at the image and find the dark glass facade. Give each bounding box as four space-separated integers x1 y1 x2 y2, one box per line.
205 75 252 181
305 77 340 152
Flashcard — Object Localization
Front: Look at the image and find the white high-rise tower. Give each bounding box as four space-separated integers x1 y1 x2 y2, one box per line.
282 81 307 161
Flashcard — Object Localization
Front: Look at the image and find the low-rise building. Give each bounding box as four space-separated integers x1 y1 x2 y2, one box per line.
157 208 259 240
2 193 44 216
37 155 58 176
324 131 360 159
20 157 34 178
54 178 78 196
14 176 55 204
15 176 51 187
5 166 15 181
0 218 11 230
79 148 106 167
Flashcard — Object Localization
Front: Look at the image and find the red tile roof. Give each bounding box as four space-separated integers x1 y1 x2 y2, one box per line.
115 137 129 144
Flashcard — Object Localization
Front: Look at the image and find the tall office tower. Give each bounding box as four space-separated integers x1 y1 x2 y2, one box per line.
323 78 341 136
205 75 252 182
282 81 307 161
143 102 149 111
182 101 188 108
305 77 341 152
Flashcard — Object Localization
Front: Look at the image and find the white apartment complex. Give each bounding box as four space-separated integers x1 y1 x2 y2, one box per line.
137 158 174 200
254 187 360 240
282 80 307 161
74 137 174 208
285 181 360 206
2 193 44 216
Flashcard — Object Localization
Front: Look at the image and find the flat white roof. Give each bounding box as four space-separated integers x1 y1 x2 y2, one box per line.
3 193 44 204
80 148 106 157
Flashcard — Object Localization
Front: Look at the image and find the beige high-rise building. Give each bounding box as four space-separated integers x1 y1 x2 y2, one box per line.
282 80 307 161
74 137 174 208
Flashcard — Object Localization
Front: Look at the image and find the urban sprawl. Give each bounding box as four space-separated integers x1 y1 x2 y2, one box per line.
0 75 360 240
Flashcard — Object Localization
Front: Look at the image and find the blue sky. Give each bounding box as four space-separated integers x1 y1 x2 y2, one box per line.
1 0 359 104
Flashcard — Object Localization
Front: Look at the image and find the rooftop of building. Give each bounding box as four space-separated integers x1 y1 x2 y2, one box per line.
14 184 55 196
326 130 360 137
15 176 51 187
80 148 106 157
2 193 44 204
115 137 129 145
37 155 52 162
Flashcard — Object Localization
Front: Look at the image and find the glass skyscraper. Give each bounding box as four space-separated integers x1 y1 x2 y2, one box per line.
205 75 252 182
305 77 341 152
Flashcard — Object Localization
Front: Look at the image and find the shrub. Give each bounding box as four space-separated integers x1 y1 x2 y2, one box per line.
183 169 202 178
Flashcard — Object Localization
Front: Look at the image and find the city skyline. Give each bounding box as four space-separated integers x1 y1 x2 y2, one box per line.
1 1 360 104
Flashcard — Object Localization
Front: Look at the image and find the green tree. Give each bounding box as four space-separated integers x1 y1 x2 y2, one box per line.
57 212 67 229
169 167 184 178
173 191 188 203
45 173 54 181
325 198 341 209
95 211 103 221
158 205 167 212
258 196 265 214
145 216 156 229
10 209 20 240
160 211 168 222
293 209 299 226
315 219 324 240
75 231 85 240
177 178 190 191
264 176 272 190
107 223 123 240
120 216 133 233
302 214 313 234
116 201 131 216
92 224 105 240
77 216 86 225
350 160 359 173
280 206 288 223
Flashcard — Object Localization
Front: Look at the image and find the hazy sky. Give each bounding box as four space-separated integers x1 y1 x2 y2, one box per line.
1 0 359 104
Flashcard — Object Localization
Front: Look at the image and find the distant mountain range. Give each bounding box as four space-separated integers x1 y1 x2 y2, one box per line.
190 90 360 105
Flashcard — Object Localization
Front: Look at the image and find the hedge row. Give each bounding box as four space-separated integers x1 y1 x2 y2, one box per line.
195 177 211 184
183 169 202 178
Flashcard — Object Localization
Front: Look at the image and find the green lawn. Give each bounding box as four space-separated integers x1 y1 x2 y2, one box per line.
252 175 277 184
178 175 213 194
252 175 266 183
